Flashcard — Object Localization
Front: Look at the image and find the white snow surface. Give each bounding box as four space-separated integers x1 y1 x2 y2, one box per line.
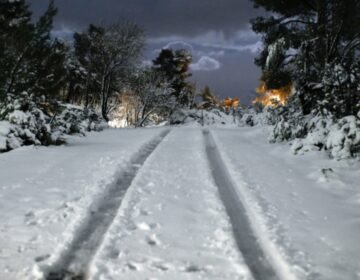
212 127 360 280
90 128 251 280
0 128 167 279
0 126 359 280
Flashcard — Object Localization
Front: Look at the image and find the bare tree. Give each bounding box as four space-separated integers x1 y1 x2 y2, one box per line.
74 22 145 121
131 70 176 127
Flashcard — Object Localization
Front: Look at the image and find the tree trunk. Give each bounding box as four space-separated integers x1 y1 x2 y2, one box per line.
316 0 328 68
100 73 109 122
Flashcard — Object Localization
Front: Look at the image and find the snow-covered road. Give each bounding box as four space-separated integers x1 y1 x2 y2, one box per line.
212 127 360 280
0 127 359 280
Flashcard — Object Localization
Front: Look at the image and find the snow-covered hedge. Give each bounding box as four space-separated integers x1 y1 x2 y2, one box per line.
52 104 107 136
270 110 360 160
238 106 279 127
287 114 360 159
0 93 56 151
169 108 240 127
238 104 360 160
0 92 106 153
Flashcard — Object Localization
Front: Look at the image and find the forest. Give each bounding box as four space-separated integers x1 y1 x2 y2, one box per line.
0 0 359 159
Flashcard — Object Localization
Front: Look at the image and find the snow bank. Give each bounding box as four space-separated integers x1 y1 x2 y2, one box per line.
273 114 360 160
169 108 239 127
0 92 106 153
238 106 360 160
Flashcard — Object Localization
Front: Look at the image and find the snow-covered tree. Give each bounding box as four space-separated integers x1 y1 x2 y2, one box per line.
152 48 193 107
74 22 145 121
251 0 360 117
130 69 175 127
0 0 67 101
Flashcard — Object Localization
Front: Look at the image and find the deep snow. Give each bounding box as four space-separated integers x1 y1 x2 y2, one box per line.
212 127 360 280
0 128 166 279
0 126 359 280
90 128 251 280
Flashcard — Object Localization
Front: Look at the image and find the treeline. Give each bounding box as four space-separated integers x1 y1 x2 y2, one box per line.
250 0 360 158
0 0 196 127
251 0 360 118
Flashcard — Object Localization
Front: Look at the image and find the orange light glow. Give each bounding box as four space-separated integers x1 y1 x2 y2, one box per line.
223 97 240 109
253 81 292 107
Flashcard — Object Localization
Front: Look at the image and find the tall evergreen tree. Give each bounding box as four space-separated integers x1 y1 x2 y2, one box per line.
0 0 32 98
251 0 360 117
0 0 67 102
153 48 193 106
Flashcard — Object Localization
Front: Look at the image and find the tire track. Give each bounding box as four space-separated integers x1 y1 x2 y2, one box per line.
203 129 279 280
44 129 171 280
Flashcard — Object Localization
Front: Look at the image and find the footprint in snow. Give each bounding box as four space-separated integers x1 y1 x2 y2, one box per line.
126 261 143 271
146 234 161 246
180 264 204 273
34 254 50 263
150 261 172 271
141 209 152 216
137 222 159 231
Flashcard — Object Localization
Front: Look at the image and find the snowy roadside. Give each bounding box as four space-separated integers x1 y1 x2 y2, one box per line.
0 128 167 280
90 128 252 280
212 127 360 280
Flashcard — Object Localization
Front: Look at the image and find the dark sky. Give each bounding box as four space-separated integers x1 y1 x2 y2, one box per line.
27 0 263 104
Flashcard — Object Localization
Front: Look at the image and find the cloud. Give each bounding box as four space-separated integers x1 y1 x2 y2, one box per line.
191 56 221 72
27 0 264 37
141 60 153 68
198 41 262 54
27 0 264 104
162 41 194 52
51 26 75 39
207 50 225 57
148 28 262 55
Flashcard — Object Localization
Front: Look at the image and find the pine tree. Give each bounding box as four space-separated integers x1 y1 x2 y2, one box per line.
0 0 32 96
199 85 220 109
0 0 67 102
153 48 192 106
251 0 360 117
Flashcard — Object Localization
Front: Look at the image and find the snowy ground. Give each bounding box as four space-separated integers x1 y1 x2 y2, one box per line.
90 128 251 280
212 127 360 280
0 126 359 280
0 128 166 279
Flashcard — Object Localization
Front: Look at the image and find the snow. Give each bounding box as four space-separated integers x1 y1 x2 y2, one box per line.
212 127 360 280
0 121 12 151
0 128 167 279
90 128 252 280
0 121 12 136
0 125 359 280
169 108 239 127
8 110 34 125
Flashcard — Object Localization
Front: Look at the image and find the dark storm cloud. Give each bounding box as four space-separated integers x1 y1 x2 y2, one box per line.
27 0 264 104
193 51 261 104
28 0 260 37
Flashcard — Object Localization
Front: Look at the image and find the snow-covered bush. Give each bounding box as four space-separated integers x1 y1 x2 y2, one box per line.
169 108 239 127
237 93 360 160
0 92 106 153
53 104 107 136
0 93 58 152
326 116 360 159
238 106 280 127
271 109 360 160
